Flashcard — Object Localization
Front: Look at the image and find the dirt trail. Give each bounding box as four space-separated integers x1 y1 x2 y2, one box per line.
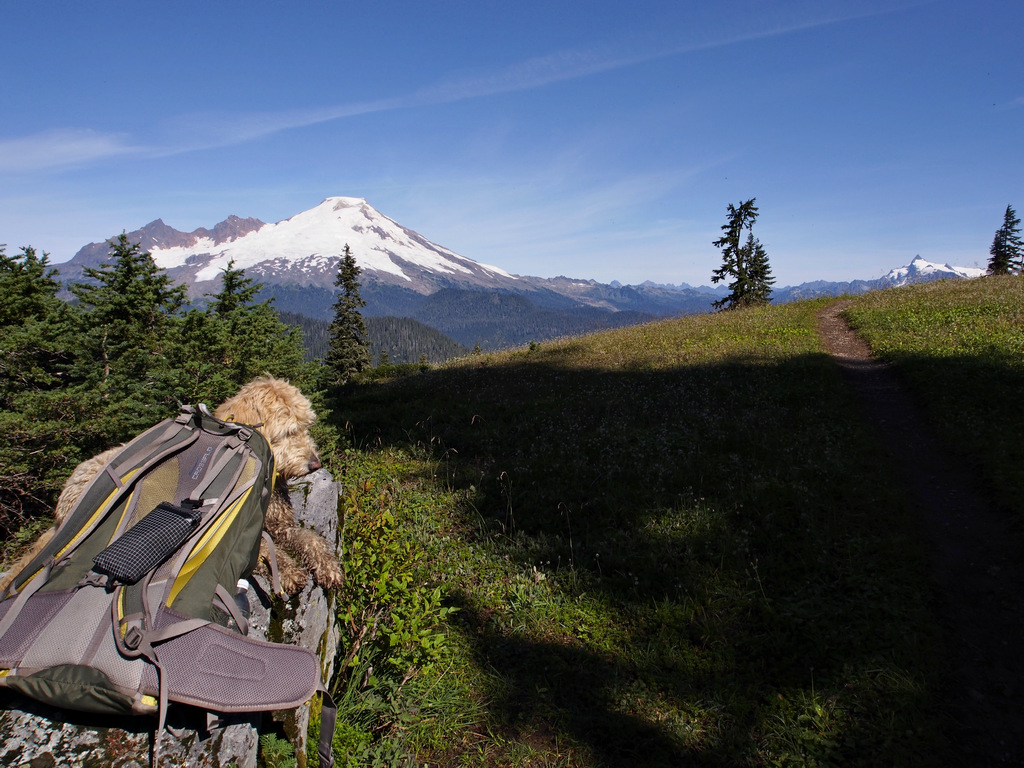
817 301 1024 766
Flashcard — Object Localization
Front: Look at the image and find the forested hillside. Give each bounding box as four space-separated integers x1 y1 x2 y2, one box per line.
280 312 468 364
365 316 469 364
268 283 660 352
413 288 654 348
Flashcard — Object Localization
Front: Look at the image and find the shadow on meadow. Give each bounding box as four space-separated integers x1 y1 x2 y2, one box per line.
339 345 948 765
449 591 706 767
868 350 1024 525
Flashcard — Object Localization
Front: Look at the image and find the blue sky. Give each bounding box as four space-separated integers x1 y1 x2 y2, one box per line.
2 0 1022 287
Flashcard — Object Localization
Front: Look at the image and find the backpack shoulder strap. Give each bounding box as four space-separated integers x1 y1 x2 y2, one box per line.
3 410 203 598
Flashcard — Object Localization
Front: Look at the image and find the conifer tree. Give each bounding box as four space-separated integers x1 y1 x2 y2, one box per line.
68 233 187 442
0 247 84 536
174 307 231 404
0 246 65 329
326 245 370 385
209 258 261 315
987 204 1022 275
710 198 775 310
0 246 74 402
222 299 305 384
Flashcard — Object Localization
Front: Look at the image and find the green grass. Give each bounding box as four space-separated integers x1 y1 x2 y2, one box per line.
844 275 1024 521
325 292 980 767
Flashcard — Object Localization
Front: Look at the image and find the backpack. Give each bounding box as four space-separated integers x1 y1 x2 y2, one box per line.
0 404 336 768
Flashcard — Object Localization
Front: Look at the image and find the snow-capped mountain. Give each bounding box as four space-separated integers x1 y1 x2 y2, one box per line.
878 255 985 286
61 197 520 297
152 196 519 293
770 255 986 303
57 196 723 321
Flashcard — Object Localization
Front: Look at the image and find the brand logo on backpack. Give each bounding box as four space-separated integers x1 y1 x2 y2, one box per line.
189 445 216 480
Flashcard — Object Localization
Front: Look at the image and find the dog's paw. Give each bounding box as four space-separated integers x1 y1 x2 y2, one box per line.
254 549 310 595
276 554 311 594
313 558 344 590
279 567 309 595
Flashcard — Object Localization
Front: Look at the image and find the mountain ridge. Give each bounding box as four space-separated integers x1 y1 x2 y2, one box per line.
55 197 987 342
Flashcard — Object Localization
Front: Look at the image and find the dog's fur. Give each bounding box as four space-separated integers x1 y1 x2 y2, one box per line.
214 376 342 593
1 376 342 595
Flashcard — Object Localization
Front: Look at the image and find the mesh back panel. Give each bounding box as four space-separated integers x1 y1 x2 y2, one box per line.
20 588 114 669
90 614 146 691
236 457 256 493
128 430 223 537
0 592 71 665
131 458 180 530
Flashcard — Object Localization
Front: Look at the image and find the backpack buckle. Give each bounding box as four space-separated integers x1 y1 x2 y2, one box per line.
123 626 144 651
176 405 198 424
82 570 112 591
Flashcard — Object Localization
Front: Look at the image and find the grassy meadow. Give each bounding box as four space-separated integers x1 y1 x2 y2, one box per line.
844 274 1024 523
322 279 1024 767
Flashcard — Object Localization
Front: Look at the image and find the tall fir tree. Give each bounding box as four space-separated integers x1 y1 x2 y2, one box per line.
326 245 370 386
0 246 84 537
0 246 65 329
0 246 74 403
987 204 1022 276
68 233 187 443
710 198 775 310
209 258 261 315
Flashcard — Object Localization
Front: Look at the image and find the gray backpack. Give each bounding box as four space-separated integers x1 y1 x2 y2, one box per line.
0 404 336 767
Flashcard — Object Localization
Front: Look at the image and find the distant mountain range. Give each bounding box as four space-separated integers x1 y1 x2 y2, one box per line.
55 196 987 351
634 255 986 302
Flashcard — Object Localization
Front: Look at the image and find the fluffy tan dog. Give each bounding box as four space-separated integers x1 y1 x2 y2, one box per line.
1 376 342 595
214 376 343 593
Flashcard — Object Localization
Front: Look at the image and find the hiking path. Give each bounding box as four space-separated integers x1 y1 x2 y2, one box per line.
817 300 1024 767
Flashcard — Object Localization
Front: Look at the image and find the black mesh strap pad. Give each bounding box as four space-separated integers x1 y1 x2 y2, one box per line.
93 502 202 584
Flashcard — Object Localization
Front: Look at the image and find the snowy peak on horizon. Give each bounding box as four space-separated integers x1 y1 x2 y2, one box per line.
143 196 515 289
609 255 984 299
879 255 986 286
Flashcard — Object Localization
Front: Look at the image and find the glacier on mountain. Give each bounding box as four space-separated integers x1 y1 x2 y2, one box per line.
147 196 516 285
879 255 985 286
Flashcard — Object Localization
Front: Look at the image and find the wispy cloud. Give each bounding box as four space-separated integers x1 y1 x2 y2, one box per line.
1 1 921 174
147 49 639 154
150 97 408 154
0 129 145 173
387 1 929 108
995 95 1024 111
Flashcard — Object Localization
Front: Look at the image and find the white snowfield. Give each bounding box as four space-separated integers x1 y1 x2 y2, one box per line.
148 196 516 284
882 255 985 286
